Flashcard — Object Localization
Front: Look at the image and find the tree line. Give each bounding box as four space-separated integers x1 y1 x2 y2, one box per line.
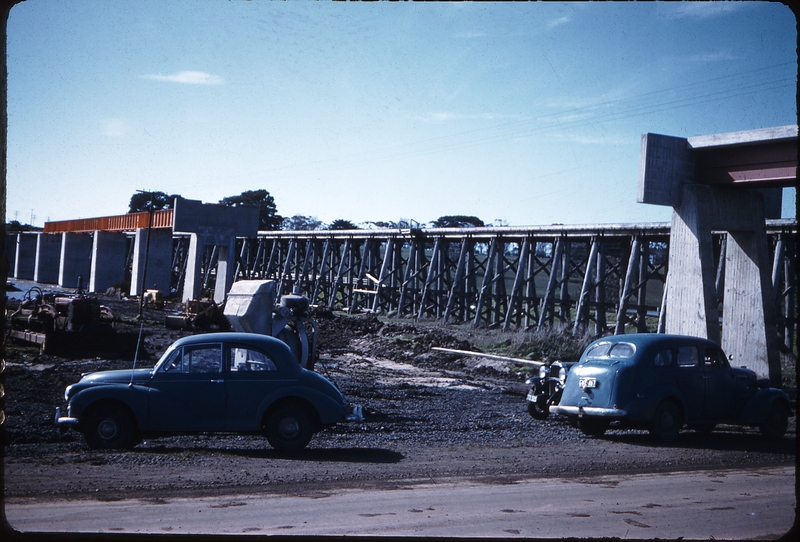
121 189 488 232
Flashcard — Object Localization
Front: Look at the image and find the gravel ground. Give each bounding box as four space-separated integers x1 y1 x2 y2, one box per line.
2 296 796 504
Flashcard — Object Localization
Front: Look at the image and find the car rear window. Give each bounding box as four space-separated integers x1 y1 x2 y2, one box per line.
586 342 635 359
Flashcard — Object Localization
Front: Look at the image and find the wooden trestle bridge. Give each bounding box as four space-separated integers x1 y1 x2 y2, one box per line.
164 220 797 345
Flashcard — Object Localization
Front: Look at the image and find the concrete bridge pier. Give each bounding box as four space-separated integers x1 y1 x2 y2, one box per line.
89 230 128 294
182 232 237 304
664 184 721 342
59 233 92 289
172 197 259 304
639 126 796 385
13 233 37 280
34 233 62 285
4 233 16 275
129 228 173 297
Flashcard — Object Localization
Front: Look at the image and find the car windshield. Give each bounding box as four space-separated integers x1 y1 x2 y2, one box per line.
155 343 180 371
585 341 635 359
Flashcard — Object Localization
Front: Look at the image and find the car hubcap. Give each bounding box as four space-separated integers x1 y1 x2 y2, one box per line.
278 417 300 439
660 410 676 430
98 418 119 440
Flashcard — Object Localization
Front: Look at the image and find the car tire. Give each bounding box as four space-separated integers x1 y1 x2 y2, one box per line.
83 405 139 450
759 402 789 440
265 404 313 452
578 418 608 437
649 400 682 442
527 397 550 420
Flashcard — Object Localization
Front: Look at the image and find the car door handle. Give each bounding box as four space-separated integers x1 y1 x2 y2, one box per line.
210 379 224 384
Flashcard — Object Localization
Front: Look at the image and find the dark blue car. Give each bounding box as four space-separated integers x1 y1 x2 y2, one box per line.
556 334 792 442
56 333 362 451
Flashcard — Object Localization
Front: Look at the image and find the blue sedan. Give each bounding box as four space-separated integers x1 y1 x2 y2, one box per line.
56 333 362 451
556 334 792 442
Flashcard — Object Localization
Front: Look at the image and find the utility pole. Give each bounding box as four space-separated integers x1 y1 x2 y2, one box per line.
137 191 155 318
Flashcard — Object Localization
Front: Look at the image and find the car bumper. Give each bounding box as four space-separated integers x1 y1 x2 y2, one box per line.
54 407 79 426
557 405 627 418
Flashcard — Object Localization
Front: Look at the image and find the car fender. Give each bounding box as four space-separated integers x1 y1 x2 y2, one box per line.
739 389 792 424
622 384 688 423
69 384 149 429
256 386 347 427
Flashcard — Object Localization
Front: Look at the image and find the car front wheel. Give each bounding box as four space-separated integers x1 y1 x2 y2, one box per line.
265 405 313 452
759 402 789 440
83 405 139 450
649 400 682 442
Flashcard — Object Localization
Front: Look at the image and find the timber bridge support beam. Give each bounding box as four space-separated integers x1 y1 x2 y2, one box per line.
229 221 795 349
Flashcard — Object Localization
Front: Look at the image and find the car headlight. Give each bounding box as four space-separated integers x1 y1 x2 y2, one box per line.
64 384 75 401
539 365 548 379
558 366 567 385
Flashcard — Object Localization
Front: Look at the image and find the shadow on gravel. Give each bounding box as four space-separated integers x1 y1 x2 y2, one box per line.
601 428 797 455
134 445 405 463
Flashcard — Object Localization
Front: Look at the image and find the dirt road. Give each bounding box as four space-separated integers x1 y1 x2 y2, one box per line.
6 467 795 538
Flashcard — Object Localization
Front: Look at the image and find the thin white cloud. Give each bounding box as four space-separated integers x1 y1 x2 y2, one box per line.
454 31 486 39
418 112 521 123
667 1 748 20
688 51 736 63
547 16 570 30
140 71 224 85
100 117 130 137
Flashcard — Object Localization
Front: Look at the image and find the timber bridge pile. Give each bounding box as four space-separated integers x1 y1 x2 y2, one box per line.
170 220 796 345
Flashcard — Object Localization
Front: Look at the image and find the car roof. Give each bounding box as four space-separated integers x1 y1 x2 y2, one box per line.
170 332 286 348
589 333 721 349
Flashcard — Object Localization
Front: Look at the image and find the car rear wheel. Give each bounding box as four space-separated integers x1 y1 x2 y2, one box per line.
649 400 682 442
265 405 313 452
83 405 139 450
759 402 788 440
578 418 608 437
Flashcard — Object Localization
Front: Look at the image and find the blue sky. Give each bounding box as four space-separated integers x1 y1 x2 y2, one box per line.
5 1 797 228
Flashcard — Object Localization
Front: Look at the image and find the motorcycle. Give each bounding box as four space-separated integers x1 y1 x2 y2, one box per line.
525 360 571 420
223 280 318 370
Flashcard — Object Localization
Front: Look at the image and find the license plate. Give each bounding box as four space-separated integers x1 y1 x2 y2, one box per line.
526 392 537 402
579 377 596 389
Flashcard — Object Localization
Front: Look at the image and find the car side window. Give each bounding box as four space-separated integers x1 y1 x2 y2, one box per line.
229 346 277 372
677 346 699 367
654 349 673 367
704 347 726 368
186 345 222 374
161 348 185 372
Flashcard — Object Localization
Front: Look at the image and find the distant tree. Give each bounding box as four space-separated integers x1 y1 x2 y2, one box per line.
5 220 41 232
282 214 323 231
128 191 181 213
430 215 485 228
219 189 282 231
327 219 359 230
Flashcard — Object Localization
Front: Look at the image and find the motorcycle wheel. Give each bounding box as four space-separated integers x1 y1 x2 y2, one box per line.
526 396 550 420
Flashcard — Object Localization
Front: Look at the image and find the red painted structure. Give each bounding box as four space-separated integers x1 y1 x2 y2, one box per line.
43 210 174 233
